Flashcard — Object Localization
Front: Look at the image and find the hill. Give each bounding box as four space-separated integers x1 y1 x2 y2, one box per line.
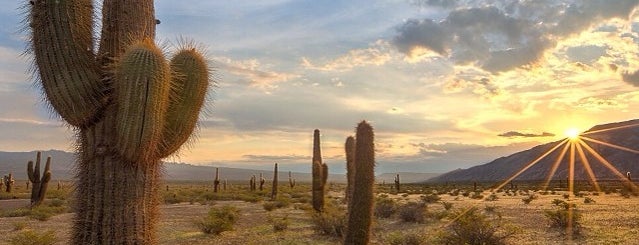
429 119 639 182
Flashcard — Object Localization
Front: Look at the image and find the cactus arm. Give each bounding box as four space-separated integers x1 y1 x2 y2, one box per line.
98 0 156 61
113 40 171 162
29 0 105 127
34 152 41 182
27 161 36 183
44 156 51 175
158 48 210 158
345 136 355 204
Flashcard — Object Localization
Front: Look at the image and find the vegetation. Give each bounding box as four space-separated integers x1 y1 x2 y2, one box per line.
437 207 516 245
9 230 57 245
27 152 51 207
196 205 239 235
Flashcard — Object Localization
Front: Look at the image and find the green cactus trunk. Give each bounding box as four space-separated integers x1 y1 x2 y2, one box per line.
345 136 355 204
27 151 52 207
214 168 220 193
271 163 278 200
312 129 325 212
27 1 210 244
344 121 375 245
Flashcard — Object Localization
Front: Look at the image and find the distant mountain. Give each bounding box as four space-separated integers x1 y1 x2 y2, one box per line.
0 150 76 180
429 119 639 182
377 172 440 183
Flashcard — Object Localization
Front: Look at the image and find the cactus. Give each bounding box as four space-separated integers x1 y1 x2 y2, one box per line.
259 173 266 191
27 152 52 207
26 1 211 243
628 171 632 181
0 180 3 192
312 129 325 212
321 163 328 190
223 179 227 191
344 121 375 245
394 173 401 192
250 175 257 191
271 163 278 200
2 173 14 193
214 168 220 193
288 171 296 188
345 136 355 204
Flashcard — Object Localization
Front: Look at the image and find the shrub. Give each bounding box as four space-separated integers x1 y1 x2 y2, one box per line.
269 215 289 232
470 192 484 199
484 205 497 214
545 200 581 235
420 194 441 204
485 193 498 201
437 207 515 245
441 201 453 211
562 193 570 199
387 231 424 245
375 198 396 218
196 205 239 235
521 194 536 205
12 222 27 231
263 202 277 211
311 204 346 237
9 230 57 245
398 202 428 223
583 197 595 204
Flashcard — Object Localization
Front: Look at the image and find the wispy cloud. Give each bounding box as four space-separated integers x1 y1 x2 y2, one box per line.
302 40 393 72
498 131 555 138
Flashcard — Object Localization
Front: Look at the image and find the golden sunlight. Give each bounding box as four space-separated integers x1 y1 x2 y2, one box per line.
564 127 580 140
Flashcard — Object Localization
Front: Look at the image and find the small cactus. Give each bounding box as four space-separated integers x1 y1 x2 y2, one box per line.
344 121 375 245
628 171 632 181
27 152 51 207
259 173 266 191
214 168 220 193
250 175 256 191
271 163 278 200
288 171 296 188
223 179 227 191
2 173 14 193
394 173 400 192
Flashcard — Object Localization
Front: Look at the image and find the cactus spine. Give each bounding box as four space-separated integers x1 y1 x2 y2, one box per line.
312 129 325 212
344 121 375 245
27 1 210 243
27 151 52 207
345 136 355 204
214 168 220 193
271 163 278 200
2 173 14 193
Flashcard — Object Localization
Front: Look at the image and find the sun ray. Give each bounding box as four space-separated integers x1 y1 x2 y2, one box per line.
494 139 569 191
579 140 637 188
574 139 601 192
580 136 639 154
568 141 575 196
542 141 570 190
581 123 639 136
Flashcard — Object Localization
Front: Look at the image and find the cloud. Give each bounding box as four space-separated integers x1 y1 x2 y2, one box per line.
301 40 393 72
215 57 299 91
393 1 639 73
622 70 639 86
498 131 555 138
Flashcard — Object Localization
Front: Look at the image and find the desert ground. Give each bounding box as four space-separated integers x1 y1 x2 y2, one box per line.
1 181 639 245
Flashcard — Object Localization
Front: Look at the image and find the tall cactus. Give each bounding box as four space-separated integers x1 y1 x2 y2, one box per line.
271 163 278 200
312 129 325 212
259 173 266 191
345 121 375 245
27 1 210 244
288 171 296 188
27 152 52 207
214 168 220 193
345 136 355 204
394 173 401 192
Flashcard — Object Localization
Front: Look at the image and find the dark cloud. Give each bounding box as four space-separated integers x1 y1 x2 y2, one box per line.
393 0 639 73
622 70 639 86
498 131 555 138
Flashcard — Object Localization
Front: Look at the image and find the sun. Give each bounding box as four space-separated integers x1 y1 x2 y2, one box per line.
564 127 580 140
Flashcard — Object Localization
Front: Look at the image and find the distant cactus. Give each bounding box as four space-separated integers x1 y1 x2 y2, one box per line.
2 173 14 193
312 129 325 212
628 172 632 181
27 1 211 243
260 173 266 191
27 152 51 207
345 136 355 204
223 179 227 191
344 121 375 245
26 181 30 190
271 163 278 200
250 175 257 191
394 173 401 192
288 171 296 188
214 168 220 193
57 181 62 190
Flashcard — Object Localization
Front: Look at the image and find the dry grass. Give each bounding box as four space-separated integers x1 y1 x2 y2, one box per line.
1 182 639 244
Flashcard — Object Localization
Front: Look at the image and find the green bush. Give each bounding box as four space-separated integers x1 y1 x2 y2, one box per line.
521 194 537 205
311 204 346 237
269 215 289 232
10 230 57 245
374 198 396 218
485 193 498 201
398 202 428 223
196 205 239 235
441 201 453 211
387 231 424 245
420 194 441 203
544 201 581 235
438 207 515 245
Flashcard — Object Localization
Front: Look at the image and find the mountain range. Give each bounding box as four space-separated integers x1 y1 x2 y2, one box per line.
429 119 639 182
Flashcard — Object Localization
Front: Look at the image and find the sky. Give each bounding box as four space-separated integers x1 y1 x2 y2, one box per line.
2 0 639 174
